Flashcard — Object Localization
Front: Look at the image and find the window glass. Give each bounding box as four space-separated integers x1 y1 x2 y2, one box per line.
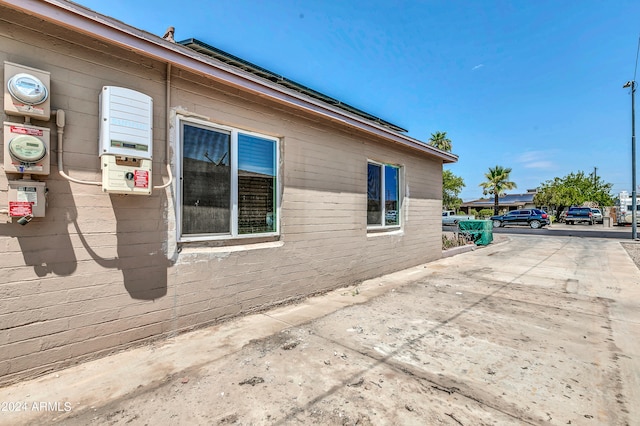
179 119 279 240
238 134 276 234
385 166 399 225
367 163 382 225
368 162 401 228
181 124 230 235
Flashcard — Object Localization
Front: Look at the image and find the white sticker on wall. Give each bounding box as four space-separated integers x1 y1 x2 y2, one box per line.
17 186 38 206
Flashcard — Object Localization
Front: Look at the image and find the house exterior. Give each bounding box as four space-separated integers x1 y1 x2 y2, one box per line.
0 0 456 385
459 190 538 214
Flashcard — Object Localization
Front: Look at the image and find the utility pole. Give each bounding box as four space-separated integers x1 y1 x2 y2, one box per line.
623 80 637 240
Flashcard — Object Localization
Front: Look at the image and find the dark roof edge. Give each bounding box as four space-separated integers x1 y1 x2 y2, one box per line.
178 38 408 133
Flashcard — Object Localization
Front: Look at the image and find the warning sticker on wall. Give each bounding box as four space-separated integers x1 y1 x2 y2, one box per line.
9 201 33 217
134 170 149 188
10 126 44 137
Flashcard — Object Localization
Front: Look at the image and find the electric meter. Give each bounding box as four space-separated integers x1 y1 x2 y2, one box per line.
7 73 49 105
8 134 47 163
3 62 51 120
3 123 51 175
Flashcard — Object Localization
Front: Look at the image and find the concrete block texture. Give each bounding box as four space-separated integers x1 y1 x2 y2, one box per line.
0 5 444 385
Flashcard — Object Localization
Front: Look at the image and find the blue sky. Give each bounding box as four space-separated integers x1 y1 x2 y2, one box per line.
76 0 640 201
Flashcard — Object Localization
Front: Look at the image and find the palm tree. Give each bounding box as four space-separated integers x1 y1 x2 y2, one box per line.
479 165 517 215
428 131 452 152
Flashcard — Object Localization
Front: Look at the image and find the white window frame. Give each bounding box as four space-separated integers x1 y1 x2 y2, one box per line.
367 160 402 230
176 115 280 242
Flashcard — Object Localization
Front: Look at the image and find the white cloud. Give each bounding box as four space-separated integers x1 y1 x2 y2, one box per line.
524 161 554 169
472 64 484 71
515 151 556 169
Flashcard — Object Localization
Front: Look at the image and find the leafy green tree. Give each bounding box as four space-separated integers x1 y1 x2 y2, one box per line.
428 131 452 152
533 171 614 217
431 130 462 210
443 169 465 211
479 165 517 215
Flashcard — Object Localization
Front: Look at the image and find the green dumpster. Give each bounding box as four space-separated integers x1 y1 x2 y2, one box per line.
457 220 493 246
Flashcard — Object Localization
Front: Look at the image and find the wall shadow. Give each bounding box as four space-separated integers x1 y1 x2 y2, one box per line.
1 178 78 277
0 175 172 302
113 192 170 300
1 168 171 302
71 190 171 301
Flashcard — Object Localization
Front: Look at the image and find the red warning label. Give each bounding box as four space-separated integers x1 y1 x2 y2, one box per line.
134 170 149 188
9 201 33 217
10 126 43 136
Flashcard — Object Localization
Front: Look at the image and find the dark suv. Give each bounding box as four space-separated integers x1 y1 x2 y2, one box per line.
491 209 550 229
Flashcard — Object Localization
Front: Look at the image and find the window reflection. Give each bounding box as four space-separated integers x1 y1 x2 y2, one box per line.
367 163 382 225
182 124 230 234
238 134 276 234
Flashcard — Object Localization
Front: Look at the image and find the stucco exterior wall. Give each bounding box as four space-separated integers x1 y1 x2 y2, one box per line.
0 8 443 385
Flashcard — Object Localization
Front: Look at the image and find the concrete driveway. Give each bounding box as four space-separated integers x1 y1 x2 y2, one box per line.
1 234 639 425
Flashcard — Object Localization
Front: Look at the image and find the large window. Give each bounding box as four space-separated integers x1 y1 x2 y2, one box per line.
178 119 278 240
367 161 400 228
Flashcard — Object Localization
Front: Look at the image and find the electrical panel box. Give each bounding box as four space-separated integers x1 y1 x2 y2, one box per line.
99 86 153 195
8 180 47 217
4 62 51 121
3 122 51 175
101 156 152 195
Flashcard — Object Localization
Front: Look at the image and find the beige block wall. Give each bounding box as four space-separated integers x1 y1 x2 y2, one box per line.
0 9 443 385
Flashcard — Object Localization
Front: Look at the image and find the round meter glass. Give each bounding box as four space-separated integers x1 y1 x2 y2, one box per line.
7 73 49 105
8 135 47 163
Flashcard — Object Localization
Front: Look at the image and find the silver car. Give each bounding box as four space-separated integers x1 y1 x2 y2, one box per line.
590 208 603 224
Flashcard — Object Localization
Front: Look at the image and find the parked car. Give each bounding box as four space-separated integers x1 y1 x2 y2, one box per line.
565 207 594 225
491 209 550 229
442 210 475 225
590 208 603 224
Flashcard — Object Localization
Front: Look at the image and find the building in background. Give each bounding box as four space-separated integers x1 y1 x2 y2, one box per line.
459 189 538 214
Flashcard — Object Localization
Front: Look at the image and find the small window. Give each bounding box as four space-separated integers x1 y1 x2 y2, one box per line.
367 161 400 228
178 118 279 241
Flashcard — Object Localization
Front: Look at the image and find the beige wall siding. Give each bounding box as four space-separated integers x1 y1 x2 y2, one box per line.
0 9 444 385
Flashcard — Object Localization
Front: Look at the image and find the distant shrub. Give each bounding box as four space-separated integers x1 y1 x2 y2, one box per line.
478 209 494 219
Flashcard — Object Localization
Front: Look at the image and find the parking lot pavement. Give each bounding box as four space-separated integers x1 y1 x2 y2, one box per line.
1 234 639 425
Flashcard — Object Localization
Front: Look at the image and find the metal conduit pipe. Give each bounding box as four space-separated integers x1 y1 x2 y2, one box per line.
54 109 102 186
153 62 174 190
